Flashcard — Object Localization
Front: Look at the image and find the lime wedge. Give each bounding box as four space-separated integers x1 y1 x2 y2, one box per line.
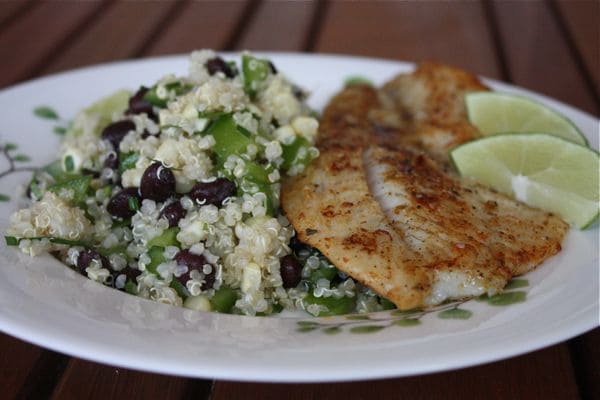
466 92 588 146
451 133 599 229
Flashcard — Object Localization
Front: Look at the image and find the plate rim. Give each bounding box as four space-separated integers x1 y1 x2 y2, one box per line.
0 52 598 382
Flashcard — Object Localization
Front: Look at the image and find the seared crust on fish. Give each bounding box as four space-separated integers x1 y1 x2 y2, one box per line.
365 146 568 305
282 62 569 310
382 62 489 127
281 146 432 309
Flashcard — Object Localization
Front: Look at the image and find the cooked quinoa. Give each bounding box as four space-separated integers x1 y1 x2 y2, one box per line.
6 50 394 316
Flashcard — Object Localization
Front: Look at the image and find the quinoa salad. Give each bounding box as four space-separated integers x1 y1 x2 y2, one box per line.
5 50 395 317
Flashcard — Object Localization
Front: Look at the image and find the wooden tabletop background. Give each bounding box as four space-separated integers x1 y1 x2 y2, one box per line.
0 0 598 399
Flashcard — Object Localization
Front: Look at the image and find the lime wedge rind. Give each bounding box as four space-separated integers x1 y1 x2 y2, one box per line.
465 92 589 147
450 133 600 229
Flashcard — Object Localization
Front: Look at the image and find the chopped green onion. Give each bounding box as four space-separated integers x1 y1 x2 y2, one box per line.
64 155 75 172
118 152 139 175
128 196 140 212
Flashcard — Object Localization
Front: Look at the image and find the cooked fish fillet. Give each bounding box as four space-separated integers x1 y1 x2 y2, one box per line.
319 63 489 165
382 62 490 163
281 146 431 309
364 145 568 305
317 84 404 149
382 61 489 128
282 62 568 310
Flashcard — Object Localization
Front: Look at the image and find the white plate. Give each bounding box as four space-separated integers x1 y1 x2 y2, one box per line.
0 53 597 382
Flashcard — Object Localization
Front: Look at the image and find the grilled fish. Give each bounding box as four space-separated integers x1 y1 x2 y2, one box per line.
282 63 569 310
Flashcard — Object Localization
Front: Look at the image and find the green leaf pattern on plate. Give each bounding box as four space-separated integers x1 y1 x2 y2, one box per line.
297 279 529 334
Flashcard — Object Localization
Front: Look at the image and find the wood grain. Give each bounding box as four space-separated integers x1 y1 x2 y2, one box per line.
145 0 249 55
235 0 317 51
0 333 45 399
41 1 180 75
0 0 33 29
0 1 104 88
555 0 600 95
212 345 579 400
0 1 597 399
50 359 212 400
570 329 600 400
315 1 500 78
492 0 598 114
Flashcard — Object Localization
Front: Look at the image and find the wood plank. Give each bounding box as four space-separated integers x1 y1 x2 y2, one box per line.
555 0 600 95
0 1 103 88
51 359 212 400
0 0 33 28
493 0 598 114
314 1 500 78
41 1 180 75
145 0 249 55
235 0 317 51
570 328 600 400
212 345 579 400
0 333 45 399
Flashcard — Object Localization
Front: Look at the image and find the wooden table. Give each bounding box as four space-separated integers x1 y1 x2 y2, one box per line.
1 1 598 399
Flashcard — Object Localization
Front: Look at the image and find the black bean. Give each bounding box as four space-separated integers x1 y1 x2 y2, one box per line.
174 249 214 289
101 120 135 150
110 266 141 289
76 248 110 275
280 255 302 288
122 266 141 282
126 86 156 120
107 187 140 219
188 178 236 207
159 201 186 228
103 152 119 170
292 85 306 100
81 168 100 178
140 162 176 202
268 61 278 74
205 57 236 78
289 236 308 254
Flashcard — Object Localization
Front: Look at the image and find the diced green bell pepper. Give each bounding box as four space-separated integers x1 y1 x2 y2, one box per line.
170 278 190 299
281 136 314 171
148 227 180 248
239 162 275 215
379 297 396 310
302 293 356 317
146 246 165 274
125 281 138 295
309 265 338 286
242 55 272 98
143 82 193 108
47 175 92 205
207 114 254 166
210 287 238 313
